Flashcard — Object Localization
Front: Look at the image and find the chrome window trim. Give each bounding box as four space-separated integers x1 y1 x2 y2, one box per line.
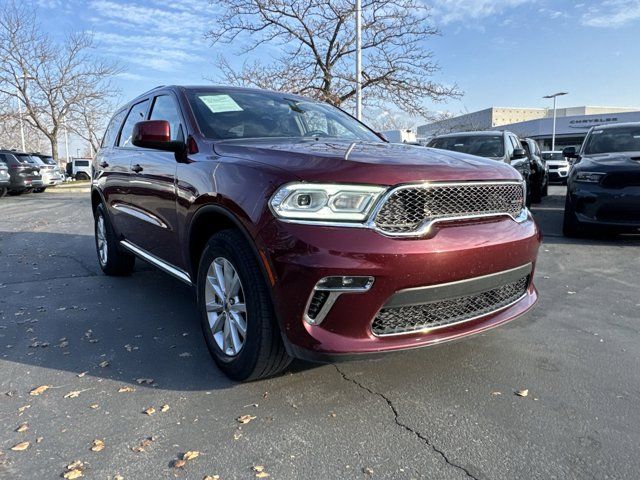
120 240 192 285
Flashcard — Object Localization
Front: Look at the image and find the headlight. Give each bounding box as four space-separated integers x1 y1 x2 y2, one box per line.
575 172 605 183
270 183 386 222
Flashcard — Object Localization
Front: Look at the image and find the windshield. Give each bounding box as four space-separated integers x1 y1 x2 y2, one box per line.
186 90 381 142
428 135 505 158
584 126 640 154
541 152 565 161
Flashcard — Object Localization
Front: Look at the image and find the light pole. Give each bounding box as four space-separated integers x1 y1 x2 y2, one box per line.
543 92 568 151
355 0 362 121
16 86 26 152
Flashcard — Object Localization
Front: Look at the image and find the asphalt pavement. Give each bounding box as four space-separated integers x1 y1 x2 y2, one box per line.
0 186 638 479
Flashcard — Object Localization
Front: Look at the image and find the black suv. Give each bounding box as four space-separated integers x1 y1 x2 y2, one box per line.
426 131 532 205
562 122 640 236
0 151 43 195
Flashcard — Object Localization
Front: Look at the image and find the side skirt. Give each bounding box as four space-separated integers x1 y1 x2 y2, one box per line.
120 240 193 286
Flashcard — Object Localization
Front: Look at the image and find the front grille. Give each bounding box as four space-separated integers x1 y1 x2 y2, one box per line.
601 172 640 188
374 183 525 234
372 276 529 336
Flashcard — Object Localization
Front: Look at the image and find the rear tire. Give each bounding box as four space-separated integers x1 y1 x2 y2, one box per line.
197 229 291 381
94 203 135 276
34 187 46 193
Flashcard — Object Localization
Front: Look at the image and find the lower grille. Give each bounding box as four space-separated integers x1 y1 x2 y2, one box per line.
372 276 529 336
601 172 640 188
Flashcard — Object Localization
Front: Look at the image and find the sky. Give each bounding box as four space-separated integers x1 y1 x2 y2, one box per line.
34 0 640 136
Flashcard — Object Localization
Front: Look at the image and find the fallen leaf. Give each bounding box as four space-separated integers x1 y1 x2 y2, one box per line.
114 475 124 480
77 372 88 378
237 415 256 424
15 423 29 432
89 403 99 409
253 466 269 478
136 378 154 385
91 439 105 452
18 404 31 413
58 341 69 348
179 352 192 357
515 389 529 397
98 361 109 368
132 436 154 453
63 469 83 479
29 385 50 396
144 407 155 416
203 476 220 480
173 459 186 469
36 436 44 443
67 461 84 470
160 404 170 412
233 431 242 440
118 386 135 393
183 451 200 461
64 391 81 399
491 391 502 396
363 467 374 475
11 441 30 451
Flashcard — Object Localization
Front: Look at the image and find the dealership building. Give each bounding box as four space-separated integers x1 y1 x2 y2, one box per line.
417 106 640 150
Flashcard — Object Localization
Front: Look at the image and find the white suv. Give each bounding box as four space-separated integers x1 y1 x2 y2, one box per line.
541 151 570 184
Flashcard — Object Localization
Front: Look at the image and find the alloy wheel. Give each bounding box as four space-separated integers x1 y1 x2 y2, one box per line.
204 257 248 357
96 215 108 266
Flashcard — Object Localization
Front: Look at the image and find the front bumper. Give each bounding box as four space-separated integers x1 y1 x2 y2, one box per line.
260 213 541 359
569 183 640 229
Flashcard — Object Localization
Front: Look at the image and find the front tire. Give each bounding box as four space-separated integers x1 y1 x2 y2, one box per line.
197 230 291 381
94 203 135 276
562 193 585 237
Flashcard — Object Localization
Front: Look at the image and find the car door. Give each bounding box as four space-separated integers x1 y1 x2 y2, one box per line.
109 99 152 240
125 93 183 267
95 108 130 237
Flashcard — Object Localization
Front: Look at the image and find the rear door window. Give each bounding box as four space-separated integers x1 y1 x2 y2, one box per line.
118 100 150 148
102 110 127 148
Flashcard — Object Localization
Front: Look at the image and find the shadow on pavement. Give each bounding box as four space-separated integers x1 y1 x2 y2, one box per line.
0 231 323 392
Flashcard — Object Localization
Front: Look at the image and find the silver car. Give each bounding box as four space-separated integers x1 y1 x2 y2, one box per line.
31 154 64 192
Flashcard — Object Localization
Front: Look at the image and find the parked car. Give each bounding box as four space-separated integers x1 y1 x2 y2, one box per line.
541 151 570 184
30 153 64 192
92 86 540 381
563 122 640 236
0 158 9 197
0 150 43 195
520 138 549 203
68 158 92 180
426 131 533 205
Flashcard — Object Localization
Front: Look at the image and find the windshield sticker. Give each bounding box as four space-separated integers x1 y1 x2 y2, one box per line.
199 95 243 114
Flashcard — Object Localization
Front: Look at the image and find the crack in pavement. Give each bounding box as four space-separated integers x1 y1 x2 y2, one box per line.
333 364 479 480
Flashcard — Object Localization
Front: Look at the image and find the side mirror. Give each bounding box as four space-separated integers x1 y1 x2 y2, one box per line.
132 120 185 152
511 148 527 160
562 146 579 159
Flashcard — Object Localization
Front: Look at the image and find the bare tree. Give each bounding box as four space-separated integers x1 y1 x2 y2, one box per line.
0 1 120 161
67 97 113 157
207 0 461 116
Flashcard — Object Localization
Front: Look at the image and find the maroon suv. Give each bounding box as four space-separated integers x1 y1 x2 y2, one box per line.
92 86 540 381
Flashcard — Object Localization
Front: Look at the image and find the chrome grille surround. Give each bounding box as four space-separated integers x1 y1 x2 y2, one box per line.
371 181 527 236
372 275 530 336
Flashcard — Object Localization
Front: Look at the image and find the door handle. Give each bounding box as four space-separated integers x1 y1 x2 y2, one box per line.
99 161 109 168
131 164 143 173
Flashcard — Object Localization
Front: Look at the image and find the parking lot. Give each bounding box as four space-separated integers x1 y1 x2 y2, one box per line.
0 186 639 479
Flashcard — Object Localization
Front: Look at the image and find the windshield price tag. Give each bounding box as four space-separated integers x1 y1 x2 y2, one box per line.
199 94 243 114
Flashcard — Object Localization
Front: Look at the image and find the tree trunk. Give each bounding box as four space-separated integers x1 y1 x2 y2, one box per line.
50 137 59 165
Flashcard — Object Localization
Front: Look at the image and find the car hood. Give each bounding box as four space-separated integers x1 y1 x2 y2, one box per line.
579 152 640 171
213 139 520 185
